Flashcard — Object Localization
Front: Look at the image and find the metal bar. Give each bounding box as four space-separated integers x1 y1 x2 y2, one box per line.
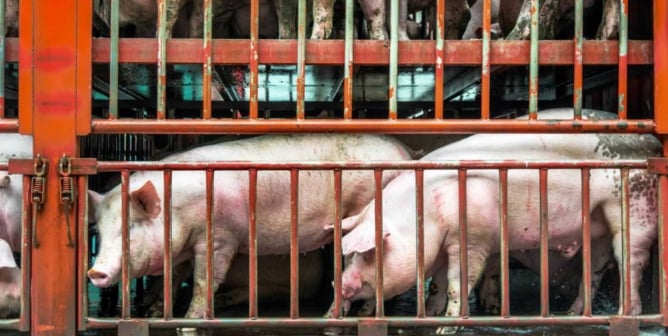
109 0 119 119
0 0 5 118
660 140 668 326
388 0 399 120
290 169 299 318
249 0 259 120
539 169 549 317
19 176 31 331
374 169 384 317
498 169 510 317
202 0 213 119
157 0 167 119
332 169 343 318
581 168 592 316
621 168 631 315
416 169 426 318
90 39 654 66
77 176 88 331
0 121 18 131
121 169 131 319
343 0 354 120
434 0 445 120
296 0 306 120
163 170 173 319
206 169 215 318
528 0 539 119
656 0 668 134
617 0 628 120
481 0 491 120
248 169 258 318
573 0 583 119
458 169 468 317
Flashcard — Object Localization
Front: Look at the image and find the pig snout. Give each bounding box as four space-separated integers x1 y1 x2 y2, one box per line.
87 266 118 288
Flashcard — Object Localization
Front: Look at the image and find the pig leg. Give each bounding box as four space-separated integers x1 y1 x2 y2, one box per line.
445 0 471 40
595 0 619 40
311 0 335 39
477 255 501 315
274 0 299 39
567 236 613 315
425 266 448 316
357 0 387 40
385 0 410 40
504 0 559 40
145 261 194 317
503 0 532 40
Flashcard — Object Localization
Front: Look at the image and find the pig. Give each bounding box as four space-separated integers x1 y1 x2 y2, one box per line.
93 0 192 38
3 0 18 37
0 134 33 254
335 108 659 333
87 134 413 321
142 250 324 317
461 0 501 40
0 239 20 318
501 0 618 40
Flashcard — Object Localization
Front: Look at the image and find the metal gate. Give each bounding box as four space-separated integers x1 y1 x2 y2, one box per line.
0 0 666 335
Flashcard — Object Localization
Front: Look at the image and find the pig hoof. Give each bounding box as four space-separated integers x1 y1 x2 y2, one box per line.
435 326 461 335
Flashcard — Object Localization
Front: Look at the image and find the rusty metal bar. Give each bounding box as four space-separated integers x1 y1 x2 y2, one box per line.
458 169 469 317
162 170 173 319
415 169 425 318
621 168 631 315
481 0 492 120
90 39 654 65
332 169 343 318
528 0 539 119
581 168 592 316
19 176 31 331
0 121 18 132
120 169 131 319
573 0 583 119
498 169 510 317
433 0 445 120
617 0 628 120
296 0 306 120
660 140 668 326
206 169 215 318
156 0 167 120
343 0 354 120
539 168 549 317
77 176 88 331
656 0 668 134
249 0 259 120
248 169 258 318
90 119 656 134
109 0 119 119
388 0 399 120
202 0 213 119
374 169 385 317
290 169 299 318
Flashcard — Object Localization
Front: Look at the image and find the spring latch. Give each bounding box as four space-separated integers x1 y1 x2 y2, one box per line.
30 155 47 248
58 154 75 248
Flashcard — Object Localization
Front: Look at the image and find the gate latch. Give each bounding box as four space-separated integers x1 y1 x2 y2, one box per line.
58 154 75 248
30 155 47 248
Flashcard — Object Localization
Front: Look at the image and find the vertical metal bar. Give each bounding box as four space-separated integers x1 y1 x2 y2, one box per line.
77 176 88 331
249 0 259 120
121 169 131 319
388 0 399 120
528 0 540 119
434 0 445 120
19 176 31 331
415 169 425 318
655 0 668 134
581 168 592 316
621 168 631 315
660 140 668 326
157 0 167 120
109 0 119 119
498 169 510 317
202 0 213 119
332 169 343 318
248 169 258 318
205 169 215 318
374 169 384 317
573 0 584 119
458 169 468 317
480 0 491 120
343 0 354 120
290 169 300 318
617 0 628 120
163 170 173 319
296 0 306 120
0 0 5 118
539 169 549 317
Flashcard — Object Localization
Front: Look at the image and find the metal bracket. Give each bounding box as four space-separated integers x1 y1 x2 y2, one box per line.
118 319 149 336
609 316 639 336
8 157 98 175
647 157 668 175
358 319 388 336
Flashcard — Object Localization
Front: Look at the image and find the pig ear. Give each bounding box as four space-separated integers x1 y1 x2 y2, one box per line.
342 226 390 256
0 174 9 188
323 215 360 234
0 240 17 269
87 190 103 223
130 181 162 219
